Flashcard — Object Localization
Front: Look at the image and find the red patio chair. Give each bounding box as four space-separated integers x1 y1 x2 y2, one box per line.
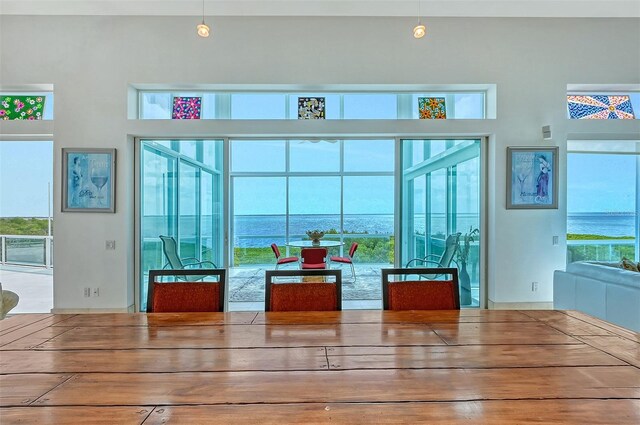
271 243 299 270
329 242 358 280
300 247 328 269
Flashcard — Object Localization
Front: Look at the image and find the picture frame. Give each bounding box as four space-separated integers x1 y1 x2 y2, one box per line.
507 146 558 209
62 148 116 212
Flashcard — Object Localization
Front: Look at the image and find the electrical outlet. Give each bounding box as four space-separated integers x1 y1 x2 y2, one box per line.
552 236 559 246
92 287 100 297
105 240 116 250
531 282 539 292
83 287 91 297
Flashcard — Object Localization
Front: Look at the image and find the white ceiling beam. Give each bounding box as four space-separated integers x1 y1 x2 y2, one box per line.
0 0 639 18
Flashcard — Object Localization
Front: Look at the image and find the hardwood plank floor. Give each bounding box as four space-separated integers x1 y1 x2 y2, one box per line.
34 366 640 406
1 310 638 424
142 400 640 425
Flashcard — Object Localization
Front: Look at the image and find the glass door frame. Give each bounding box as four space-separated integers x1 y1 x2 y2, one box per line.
396 136 487 308
135 138 224 312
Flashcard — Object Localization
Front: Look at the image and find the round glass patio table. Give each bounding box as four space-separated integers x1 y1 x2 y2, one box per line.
286 240 344 248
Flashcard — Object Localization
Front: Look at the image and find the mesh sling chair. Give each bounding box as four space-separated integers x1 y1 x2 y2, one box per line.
382 267 460 310
147 268 226 313
270 243 299 270
265 269 342 312
160 235 217 281
405 233 461 269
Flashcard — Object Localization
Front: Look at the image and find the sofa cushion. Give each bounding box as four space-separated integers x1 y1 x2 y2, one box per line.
566 261 640 289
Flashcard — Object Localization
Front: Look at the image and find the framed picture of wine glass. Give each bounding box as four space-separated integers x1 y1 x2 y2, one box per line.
506 146 558 209
62 148 116 212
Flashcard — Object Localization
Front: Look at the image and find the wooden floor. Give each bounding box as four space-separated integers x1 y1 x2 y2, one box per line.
0 310 639 424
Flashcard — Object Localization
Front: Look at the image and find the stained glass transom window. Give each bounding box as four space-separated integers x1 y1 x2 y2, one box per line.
567 95 635 120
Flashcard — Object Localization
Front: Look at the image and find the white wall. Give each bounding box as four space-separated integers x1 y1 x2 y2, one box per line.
1 16 639 311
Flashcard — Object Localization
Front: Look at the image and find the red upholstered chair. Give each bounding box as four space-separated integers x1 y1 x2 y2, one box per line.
329 242 358 280
147 269 226 313
300 247 328 269
382 268 460 310
265 269 342 311
271 243 299 270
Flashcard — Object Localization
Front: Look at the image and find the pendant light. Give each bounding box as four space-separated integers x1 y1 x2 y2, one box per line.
196 0 210 38
413 0 426 39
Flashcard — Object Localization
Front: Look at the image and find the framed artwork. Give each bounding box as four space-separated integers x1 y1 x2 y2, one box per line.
418 97 446 119
62 148 116 212
172 96 202 119
0 95 45 120
298 97 325 119
507 147 558 209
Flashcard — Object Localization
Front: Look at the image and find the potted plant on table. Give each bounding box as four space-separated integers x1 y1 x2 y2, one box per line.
306 229 325 246
456 226 479 306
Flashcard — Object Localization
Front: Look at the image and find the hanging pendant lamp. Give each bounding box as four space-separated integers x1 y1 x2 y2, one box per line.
413 0 426 39
197 0 210 38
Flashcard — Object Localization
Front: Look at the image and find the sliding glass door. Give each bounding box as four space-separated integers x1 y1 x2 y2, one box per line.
401 139 482 307
139 140 223 311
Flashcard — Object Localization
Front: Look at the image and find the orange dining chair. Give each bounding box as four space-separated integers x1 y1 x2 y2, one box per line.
147 268 226 313
382 267 460 310
300 247 328 270
265 269 342 312
271 243 299 270
329 242 358 280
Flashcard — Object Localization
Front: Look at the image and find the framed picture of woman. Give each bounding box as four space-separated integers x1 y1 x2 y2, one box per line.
507 147 558 209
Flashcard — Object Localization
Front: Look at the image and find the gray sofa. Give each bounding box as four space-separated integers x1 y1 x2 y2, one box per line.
553 261 640 332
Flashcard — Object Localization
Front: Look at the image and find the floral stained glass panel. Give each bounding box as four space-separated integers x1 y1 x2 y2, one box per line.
298 97 325 119
418 97 446 119
172 97 202 119
0 95 45 120
567 95 635 119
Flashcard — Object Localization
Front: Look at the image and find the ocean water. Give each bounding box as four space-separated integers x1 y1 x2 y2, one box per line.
142 212 637 248
567 213 636 237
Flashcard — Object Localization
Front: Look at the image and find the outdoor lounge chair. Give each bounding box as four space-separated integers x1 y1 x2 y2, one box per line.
159 235 217 281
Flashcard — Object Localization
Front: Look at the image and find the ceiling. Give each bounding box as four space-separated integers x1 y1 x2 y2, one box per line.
0 0 639 18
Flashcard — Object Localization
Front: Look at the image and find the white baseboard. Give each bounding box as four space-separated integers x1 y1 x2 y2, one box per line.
52 305 135 314
488 301 554 310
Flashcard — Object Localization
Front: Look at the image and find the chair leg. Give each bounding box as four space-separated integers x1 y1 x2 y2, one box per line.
350 263 356 280
275 263 279 270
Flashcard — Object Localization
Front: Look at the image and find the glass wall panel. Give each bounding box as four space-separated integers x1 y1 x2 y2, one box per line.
289 176 341 243
140 140 223 311
567 152 638 262
231 140 286 172
289 140 340 172
401 139 482 308
343 94 397 119
233 177 287 265
229 138 395 307
231 94 286 119
344 139 394 172
343 176 394 264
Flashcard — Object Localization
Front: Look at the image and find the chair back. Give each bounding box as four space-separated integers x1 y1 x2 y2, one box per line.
348 242 359 258
382 267 460 311
160 235 185 269
439 233 461 267
300 247 327 265
147 268 226 313
265 269 342 312
271 243 281 259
